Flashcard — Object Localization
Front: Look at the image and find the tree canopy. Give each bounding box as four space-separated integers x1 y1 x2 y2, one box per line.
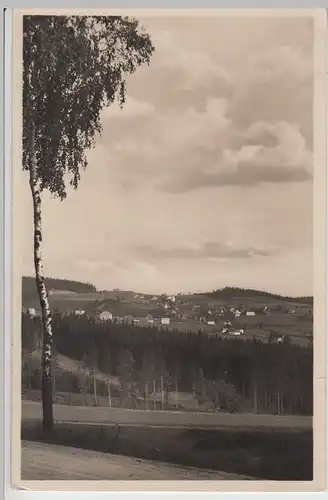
23 15 154 199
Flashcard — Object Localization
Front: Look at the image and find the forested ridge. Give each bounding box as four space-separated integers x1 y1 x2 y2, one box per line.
205 287 313 304
22 276 96 299
22 312 313 416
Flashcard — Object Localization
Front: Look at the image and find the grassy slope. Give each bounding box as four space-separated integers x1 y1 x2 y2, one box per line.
21 421 313 480
24 349 120 387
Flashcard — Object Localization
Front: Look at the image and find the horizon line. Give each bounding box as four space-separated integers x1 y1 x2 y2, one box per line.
22 275 313 300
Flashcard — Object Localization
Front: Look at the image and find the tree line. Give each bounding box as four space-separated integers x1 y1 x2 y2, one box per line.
22 312 313 415
206 287 313 305
22 276 96 301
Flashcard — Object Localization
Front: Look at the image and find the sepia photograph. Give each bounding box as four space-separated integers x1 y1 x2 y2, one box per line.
10 8 326 491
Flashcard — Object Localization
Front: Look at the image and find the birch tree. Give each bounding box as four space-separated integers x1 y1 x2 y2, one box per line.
23 15 154 430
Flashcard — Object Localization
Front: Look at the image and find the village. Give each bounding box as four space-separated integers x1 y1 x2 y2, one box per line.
23 289 314 346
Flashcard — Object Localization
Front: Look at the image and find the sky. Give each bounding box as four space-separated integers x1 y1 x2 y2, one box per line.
19 15 314 296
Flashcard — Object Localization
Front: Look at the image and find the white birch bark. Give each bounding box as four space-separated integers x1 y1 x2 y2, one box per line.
28 123 54 430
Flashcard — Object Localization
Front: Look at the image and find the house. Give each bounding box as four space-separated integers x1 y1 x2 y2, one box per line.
74 309 85 316
246 311 255 317
230 329 244 336
99 310 113 322
207 320 215 326
234 310 241 317
161 317 170 325
147 314 154 323
151 296 158 301
27 307 36 318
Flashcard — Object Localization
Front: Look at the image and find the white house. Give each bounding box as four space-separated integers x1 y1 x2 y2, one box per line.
234 310 241 317
207 320 215 326
230 330 241 336
161 317 170 325
230 328 245 336
27 307 36 318
99 311 113 322
246 311 255 317
74 309 85 316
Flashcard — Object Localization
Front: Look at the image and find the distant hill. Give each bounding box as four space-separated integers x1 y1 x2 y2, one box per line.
202 287 313 305
22 277 313 310
22 277 96 303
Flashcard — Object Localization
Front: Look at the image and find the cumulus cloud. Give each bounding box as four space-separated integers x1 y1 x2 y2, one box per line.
160 121 312 193
96 24 313 195
229 44 313 145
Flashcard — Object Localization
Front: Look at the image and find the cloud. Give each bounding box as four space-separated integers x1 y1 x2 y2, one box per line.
101 97 155 120
96 37 313 194
135 240 276 261
229 44 313 145
160 121 312 193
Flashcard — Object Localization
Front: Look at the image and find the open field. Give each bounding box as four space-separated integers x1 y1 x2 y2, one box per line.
22 441 252 480
21 421 313 480
22 401 312 430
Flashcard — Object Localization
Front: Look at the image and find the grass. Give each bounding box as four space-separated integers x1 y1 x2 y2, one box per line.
21 420 313 481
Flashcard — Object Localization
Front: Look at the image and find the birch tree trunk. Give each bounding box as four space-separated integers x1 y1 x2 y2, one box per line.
28 124 54 431
153 380 156 410
175 378 179 410
277 390 281 415
145 381 148 410
160 373 164 410
93 364 97 406
253 383 258 414
107 382 112 408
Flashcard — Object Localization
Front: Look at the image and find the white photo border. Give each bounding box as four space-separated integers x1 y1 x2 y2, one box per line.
1 3 327 500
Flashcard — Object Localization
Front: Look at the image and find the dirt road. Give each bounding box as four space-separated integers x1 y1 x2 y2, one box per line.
21 441 253 480
22 401 312 430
